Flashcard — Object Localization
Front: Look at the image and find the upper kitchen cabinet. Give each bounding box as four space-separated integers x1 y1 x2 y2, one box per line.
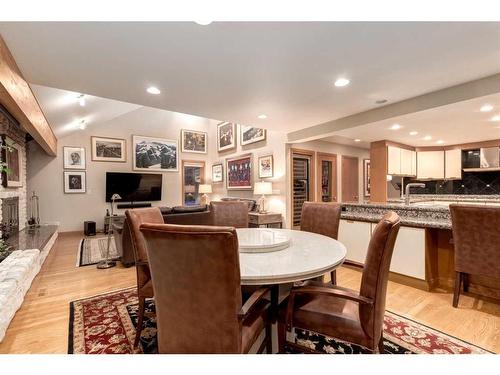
445 149 462 179
387 146 416 176
417 150 445 179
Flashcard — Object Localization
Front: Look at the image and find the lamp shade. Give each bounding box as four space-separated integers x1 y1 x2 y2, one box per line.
198 184 212 194
254 181 273 195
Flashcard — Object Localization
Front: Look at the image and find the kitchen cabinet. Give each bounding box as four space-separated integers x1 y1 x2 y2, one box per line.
417 150 445 179
338 219 371 264
387 146 416 176
445 149 462 179
390 227 426 280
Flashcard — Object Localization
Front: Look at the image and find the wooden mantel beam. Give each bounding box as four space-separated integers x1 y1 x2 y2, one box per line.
0 35 57 156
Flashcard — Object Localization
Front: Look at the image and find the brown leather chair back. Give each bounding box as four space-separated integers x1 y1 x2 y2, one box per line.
359 211 400 342
210 201 248 228
300 202 341 239
140 223 243 353
125 207 164 263
450 204 500 278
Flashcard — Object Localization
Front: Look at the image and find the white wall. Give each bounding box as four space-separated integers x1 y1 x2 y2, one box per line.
27 106 289 232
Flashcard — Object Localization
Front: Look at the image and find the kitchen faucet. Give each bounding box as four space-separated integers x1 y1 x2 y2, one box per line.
405 183 426 205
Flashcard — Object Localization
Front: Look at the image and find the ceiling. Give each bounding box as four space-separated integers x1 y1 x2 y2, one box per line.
329 92 500 147
1 22 500 134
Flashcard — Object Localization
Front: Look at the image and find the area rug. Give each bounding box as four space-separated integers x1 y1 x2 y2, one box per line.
68 287 491 354
77 236 119 267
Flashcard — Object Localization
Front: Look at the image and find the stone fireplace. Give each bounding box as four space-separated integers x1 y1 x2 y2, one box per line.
0 105 27 235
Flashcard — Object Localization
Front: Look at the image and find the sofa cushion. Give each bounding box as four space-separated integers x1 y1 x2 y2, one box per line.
159 206 173 215
172 205 208 213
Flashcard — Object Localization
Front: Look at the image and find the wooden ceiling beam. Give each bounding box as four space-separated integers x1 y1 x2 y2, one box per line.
0 34 57 156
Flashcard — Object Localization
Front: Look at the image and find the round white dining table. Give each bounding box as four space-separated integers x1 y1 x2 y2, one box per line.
236 228 347 286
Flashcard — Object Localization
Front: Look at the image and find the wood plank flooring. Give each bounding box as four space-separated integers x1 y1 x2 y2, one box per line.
0 232 498 353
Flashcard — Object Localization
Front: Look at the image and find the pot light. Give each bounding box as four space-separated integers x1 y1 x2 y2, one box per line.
423 135 432 141
491 115 500 122
257 114 267 120
195 20 213 26
480 104 493 112
390 124 402 130
78 94 85 107
334 78 350 87
436 140 445 144
409 131 418 136
354 139 361 142
146 86 161 95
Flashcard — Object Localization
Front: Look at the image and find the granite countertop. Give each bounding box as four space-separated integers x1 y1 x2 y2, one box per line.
340 211 452 230
5 225 59 251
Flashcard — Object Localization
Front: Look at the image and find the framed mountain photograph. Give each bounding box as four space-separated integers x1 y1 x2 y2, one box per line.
241 125 266 146
133 135 178 172
91 136 126 162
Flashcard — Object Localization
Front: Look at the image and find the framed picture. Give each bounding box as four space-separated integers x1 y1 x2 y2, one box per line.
258 154 274 178
63 146 86 169
133 135 178 172
226 154 252 190
217 122 236 152
2 137 23 188
91 136 126 162
181 129 207 154
241 125 266 146
212 163 223 183
364 159 371 197
64 171 86 193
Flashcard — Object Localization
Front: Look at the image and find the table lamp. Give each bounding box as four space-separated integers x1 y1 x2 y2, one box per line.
254 181 273 214
198 184 212 206
97 193 121 269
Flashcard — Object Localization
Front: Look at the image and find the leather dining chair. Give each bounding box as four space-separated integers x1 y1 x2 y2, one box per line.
125 207 164 347
450 204 500 308
139 223 272 353
210 201 249 228
300 202 342 284
278 211 400 354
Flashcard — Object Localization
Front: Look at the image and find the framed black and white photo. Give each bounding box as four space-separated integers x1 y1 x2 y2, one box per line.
181 129 207 154
91 136 126 162
64 171 86 193
241 125 266 146
2 137 23 188
364 159 371 197
63 146 86 169
212 163 223 183
258 154 273 178
217 122 236 152
133 135 178 172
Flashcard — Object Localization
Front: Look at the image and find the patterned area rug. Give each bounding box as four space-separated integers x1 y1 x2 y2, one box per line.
68 287 491 354
77 236 119 267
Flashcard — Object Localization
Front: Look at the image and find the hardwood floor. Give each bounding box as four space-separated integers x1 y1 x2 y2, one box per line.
0 231 498 353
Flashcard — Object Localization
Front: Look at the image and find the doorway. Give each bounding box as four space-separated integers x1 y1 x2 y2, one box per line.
181 160 205 206
290 148 315 228
316 152 338 202
341 155 359 202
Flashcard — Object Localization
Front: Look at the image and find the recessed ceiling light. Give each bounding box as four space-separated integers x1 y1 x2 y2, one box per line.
390 124 402 130
79 120 87 130
78 94 85 107
409 131 418 136
491 115 500 122
423 135 432 141
146 86 161 95
354 139 361 142
480 104 493 112
375 99 388 105
334 78 350 87
257 114 267 120
194 20 213 26
436 140 445 144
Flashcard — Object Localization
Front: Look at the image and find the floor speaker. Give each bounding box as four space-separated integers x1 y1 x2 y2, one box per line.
84 221 96 236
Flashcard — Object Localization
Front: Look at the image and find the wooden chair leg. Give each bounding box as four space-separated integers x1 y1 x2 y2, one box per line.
134 296 145 347
265 322 272 354
463 273 469 293
277 321 287 353
453 272 462 308
330 270 337 285
377 335 385 354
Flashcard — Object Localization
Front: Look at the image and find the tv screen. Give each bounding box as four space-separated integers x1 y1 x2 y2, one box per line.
105 172 162 202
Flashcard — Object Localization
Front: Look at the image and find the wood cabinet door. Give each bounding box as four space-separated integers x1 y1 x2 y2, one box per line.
341 155 359 202
417 151 445 179
387 146 401 175
401 149 416 176
445 149 462 180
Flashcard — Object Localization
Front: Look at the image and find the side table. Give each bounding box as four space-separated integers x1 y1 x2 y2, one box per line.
248 212 283 228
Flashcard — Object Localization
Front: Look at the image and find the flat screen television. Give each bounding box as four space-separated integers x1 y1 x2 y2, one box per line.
105 172 162 202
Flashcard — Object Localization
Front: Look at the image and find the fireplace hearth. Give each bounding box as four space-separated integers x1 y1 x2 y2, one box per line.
1 197 19 239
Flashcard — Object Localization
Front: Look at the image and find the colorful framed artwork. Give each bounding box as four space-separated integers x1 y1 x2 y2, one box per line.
226 154 252 190
63 146 86 169
181 129 207 154
258 154 273 178
91 136 126 162
217 122 236 152
64 171 86 194
241 125 266 146
212 163 223 183
133 135 178 172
